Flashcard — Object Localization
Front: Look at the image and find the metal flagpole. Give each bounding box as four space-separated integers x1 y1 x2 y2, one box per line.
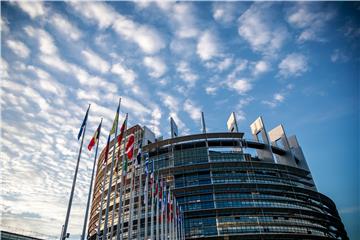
144 156 149 240
137 167 143 240
160 180 164 240
164 186 168 240
144 170 149 240
168 189 171 240
181 212 185 240
128 169 136 239
155 176 160 240
61 104 90 240
128 129 139 240
173 197 175 240
103 98 121 240
109 157 120 239
149 161 155 240
116 114 128 240
174 200 177 240
81 119 103 240
98 135 111 240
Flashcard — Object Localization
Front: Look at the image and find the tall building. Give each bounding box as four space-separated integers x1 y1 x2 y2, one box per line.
87 117 348 240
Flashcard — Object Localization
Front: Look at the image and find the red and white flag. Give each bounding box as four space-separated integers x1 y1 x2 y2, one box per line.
125 133 135 160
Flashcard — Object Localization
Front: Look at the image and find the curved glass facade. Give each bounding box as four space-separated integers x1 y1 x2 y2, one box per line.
88 129 348 240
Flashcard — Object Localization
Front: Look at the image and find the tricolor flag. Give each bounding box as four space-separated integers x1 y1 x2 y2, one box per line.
125 133 135 160
109 103 120 135
77 105 90 140
87 121 102 151
117 115 127 160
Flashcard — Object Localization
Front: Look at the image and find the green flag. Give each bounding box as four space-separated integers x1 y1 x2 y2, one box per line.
110 103 120 135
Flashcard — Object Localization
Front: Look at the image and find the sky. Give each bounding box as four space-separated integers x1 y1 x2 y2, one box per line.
1 1 359 239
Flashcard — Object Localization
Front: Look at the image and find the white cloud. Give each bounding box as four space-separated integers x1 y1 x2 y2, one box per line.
171 3 199 39
262 93 285 108
1 17 9 33
176 61 198 88
157 91 188 133
143 56 167 78
331 49 349 63
39 54 71 73
287 3 335 42
27 66 66 97
24 27 58 55
111 63 137 85
14 1 46 19
50 13 82 41
218 57 233 71
238 3 287 56
6 39 30 58
212 2 237 24
197 30 219 61
82 49 110 73
68 2 117 29
205 86 217 95
183 99 202 124
252 60 270 75
230 79 252 94
112 16 165 54
70 2 165 54
1 58 9 79
278 53 308 78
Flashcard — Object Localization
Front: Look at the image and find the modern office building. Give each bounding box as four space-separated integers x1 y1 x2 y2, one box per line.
87 117 348 240
0 231 45 240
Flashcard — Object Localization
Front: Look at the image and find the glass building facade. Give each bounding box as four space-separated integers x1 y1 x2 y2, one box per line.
88 123 348 240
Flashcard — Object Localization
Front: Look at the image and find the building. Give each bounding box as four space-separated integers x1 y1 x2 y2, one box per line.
0 231 45 240
87 117 348 240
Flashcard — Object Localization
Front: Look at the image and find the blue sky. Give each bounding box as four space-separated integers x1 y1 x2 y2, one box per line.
1 1 359 239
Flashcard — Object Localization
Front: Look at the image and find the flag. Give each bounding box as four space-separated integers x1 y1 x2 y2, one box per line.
162 186 166 213
109 103 120 135
88 121 102 151
149 159 154 188
167 191 171 222
154 180 159 198
136 142 142 166
125 133 135 160
103 135 111 164
145 153 149 175
78 105 90 140
116 116 127 160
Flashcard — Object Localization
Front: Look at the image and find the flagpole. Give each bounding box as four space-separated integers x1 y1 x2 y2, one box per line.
61 104 90 240
81 118 103 240
129 127 141 239
149 161 155 240
97 135 111 239
137 167 143 240
97 156 108 240
164 185 168 240
103 98 121 239
155 176 160 240
116 114 128 240
128 169 135 239
144 166 149 240
109 157 120 239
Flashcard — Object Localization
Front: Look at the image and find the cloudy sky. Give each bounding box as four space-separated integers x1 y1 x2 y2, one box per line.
1 1 359 239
